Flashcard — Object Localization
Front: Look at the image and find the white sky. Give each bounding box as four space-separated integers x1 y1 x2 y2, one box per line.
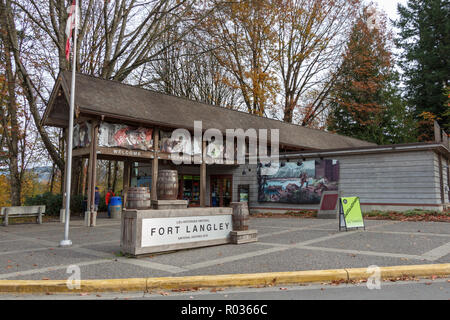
373 0 408 20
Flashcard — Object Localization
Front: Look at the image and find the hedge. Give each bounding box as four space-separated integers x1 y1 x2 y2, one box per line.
24 192 107 216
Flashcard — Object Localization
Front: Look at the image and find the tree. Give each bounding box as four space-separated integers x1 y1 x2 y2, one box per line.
0 5 44 205
1 0 217 198
327 6 415 144
201 0 280 116
395 0 450 129
275 0 362 125
143 29 241 109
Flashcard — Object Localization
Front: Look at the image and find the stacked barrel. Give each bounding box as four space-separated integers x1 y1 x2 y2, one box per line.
126 187 151 209
156 170 179 200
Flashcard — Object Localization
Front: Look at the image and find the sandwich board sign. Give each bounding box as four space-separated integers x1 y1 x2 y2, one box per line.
339 197 365 231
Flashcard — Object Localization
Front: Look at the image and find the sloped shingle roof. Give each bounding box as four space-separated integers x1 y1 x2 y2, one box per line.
43 71 375 150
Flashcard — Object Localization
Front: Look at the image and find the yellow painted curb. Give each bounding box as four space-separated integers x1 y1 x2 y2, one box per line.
0 264 448 294
0 278 147 293
145 269 348 290
347 263 450 281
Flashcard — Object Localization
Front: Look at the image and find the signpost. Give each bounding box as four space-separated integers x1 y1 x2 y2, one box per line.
339 197 365 231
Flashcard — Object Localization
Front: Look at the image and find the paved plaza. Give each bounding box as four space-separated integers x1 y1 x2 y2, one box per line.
0 217 448 281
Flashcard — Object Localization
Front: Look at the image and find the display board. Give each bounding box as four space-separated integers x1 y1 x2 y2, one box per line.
238 184 250 202
258 160 339 204
339 197 365 231
98 122 153 151
73 122 92 148
317 191 339 219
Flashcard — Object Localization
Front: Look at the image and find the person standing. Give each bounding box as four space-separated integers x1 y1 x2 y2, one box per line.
105 189 115 218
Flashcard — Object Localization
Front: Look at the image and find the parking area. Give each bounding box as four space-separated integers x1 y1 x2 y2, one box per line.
0 217 448 281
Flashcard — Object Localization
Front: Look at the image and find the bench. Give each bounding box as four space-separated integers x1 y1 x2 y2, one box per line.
0 205 45 226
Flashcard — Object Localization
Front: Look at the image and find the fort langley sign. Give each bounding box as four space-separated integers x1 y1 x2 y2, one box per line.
121 208 234 256
141 215 232 247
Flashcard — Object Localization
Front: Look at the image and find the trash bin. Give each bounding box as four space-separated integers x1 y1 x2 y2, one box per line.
110 196 122 219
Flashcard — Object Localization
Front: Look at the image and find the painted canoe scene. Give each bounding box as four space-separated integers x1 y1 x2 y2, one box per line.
258 160 339 204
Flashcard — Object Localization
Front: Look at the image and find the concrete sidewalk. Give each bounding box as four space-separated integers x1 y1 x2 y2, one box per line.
0 217 448 281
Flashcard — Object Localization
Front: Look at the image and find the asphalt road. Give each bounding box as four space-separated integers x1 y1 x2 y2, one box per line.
0 216 448 281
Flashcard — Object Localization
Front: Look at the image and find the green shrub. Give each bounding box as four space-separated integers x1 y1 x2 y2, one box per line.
24 193 87 216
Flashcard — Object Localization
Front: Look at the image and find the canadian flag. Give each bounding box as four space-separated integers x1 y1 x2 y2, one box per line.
65 0 79 61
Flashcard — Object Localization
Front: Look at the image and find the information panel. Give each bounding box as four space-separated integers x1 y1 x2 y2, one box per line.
141 215 232 248
340 197 365 229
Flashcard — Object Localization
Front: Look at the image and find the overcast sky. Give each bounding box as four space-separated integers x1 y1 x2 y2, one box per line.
373 0 408 20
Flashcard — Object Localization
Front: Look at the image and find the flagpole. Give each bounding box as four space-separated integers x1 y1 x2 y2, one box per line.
60 0 78 247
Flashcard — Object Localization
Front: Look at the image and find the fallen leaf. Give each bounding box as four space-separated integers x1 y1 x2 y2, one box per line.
42 278 50 280
279 287 288 290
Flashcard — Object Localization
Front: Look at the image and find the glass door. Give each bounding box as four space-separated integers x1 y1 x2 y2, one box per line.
210 175 232 207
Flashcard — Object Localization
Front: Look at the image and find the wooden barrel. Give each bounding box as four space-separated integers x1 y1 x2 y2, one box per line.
127 187 151 209
157 170 179 200
231 202 249 231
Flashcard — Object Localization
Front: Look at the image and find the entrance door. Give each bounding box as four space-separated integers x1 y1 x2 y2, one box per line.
210 175 232 207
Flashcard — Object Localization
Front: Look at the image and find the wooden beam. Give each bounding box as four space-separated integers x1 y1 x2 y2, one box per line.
151 128 159 201
86 140 94 225
123 161 131 209
90 123 99 215
72 147 90 157
97 146 154 159
200 140 207 207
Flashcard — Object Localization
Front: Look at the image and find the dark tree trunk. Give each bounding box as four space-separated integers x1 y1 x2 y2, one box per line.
0 4 21 206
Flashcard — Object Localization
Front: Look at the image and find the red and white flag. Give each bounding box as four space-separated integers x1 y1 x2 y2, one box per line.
65 0 78 61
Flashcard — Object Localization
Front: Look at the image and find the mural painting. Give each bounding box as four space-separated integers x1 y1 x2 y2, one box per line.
257 160 339 204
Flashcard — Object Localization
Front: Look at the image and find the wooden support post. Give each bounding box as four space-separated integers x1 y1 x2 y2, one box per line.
151 128 159 201
200 140 207 207
86 121 98 226
85 150 93 226
90 122 99 226
123 161 131 209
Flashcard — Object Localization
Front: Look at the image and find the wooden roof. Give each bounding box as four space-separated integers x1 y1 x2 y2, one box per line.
43 71 375 151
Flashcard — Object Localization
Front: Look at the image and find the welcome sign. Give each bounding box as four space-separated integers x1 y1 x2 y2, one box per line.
141 215 232 248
